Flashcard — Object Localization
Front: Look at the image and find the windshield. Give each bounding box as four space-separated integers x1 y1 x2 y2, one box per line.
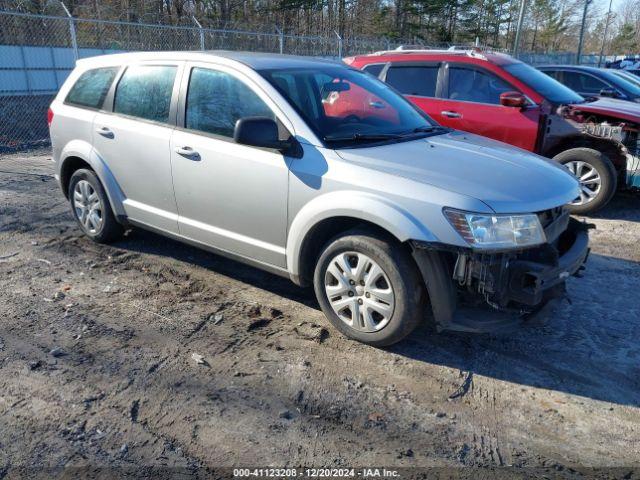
610 70 640 92
504 62 585 104
259 65 441 146
598 69 640 97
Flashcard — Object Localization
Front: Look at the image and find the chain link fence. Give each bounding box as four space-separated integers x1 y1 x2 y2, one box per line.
0 10 404 159
517 52 615 67
0 8 626 162
1 13 71 157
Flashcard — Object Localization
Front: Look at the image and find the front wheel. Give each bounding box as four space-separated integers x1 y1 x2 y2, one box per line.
554 148 617 215
313 228 425 347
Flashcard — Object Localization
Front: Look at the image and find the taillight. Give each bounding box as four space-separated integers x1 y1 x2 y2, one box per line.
47 107 54 127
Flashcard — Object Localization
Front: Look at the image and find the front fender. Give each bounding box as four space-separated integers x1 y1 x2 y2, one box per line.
286 190 437 278
59 141 127 219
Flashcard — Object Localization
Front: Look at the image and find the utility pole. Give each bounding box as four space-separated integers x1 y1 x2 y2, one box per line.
576 0 592 64
512 0 527 57
598 0 613 67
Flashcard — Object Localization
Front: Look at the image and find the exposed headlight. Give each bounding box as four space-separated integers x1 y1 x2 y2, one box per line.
444 208 546 249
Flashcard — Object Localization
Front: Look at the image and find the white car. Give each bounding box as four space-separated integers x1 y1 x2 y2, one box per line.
48 51 589 345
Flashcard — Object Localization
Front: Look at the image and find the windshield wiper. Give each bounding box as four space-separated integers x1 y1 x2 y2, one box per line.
401 125 449 136
324 126 448 144
411 126 438 132
323 132 403 142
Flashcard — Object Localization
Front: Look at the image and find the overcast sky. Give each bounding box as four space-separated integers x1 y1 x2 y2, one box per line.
598 0 622 16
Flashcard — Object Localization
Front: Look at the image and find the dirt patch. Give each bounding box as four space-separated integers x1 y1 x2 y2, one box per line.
0 155 639 476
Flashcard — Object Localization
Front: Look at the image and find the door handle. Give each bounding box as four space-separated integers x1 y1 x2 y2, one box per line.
369 101 385 109
95 126 114 138
441 111 462 118
174 146 200 159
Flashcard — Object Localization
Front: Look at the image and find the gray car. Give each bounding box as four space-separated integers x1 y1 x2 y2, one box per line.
49 51 590 346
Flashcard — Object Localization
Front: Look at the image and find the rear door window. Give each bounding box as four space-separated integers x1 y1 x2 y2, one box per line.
114 65 177 123
65 67 119 109
561 71 582 91
385 65 439 97
447 66 513 104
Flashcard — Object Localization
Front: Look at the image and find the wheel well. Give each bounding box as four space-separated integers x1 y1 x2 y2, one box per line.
544 136 626 172
60 156 93 198
296 217 405 286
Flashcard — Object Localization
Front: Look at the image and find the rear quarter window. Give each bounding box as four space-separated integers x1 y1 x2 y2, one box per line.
65 67 119 109
362 63 385 78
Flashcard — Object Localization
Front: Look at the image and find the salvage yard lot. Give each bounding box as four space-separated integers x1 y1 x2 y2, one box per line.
0 154 639 477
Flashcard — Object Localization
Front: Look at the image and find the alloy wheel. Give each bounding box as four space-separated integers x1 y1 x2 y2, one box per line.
324 251 395 332
564 160 602 206
73 180 103 234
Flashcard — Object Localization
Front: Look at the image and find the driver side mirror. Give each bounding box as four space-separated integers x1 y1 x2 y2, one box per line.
234 117 287 150
500 91 527 108
599 87 619 98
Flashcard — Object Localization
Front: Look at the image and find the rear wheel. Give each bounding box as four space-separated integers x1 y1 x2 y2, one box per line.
554 148 617 214
68 169 123 243
313 227 425 347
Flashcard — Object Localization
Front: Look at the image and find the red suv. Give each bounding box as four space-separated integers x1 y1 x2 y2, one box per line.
346 49 640 214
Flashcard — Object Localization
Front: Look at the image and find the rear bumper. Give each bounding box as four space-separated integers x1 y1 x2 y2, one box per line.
412 218 591 333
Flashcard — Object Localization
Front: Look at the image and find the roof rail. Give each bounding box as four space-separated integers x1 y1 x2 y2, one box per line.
369 45 489 60
394 44 429 51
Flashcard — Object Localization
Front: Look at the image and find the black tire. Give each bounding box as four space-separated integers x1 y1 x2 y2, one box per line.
68 169 123 244
313 227 425 347
554 148 617 215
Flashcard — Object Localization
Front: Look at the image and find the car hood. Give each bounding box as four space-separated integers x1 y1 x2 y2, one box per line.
568 97 640 123
335 131 580 213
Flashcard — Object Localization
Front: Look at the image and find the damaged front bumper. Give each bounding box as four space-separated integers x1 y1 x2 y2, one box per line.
579 119 640 189
412 214 591 333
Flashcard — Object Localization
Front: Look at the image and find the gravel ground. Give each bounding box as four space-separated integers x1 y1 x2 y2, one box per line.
0 154 639 479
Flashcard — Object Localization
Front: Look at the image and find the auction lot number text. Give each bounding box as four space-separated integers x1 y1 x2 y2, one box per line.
233 468 400 478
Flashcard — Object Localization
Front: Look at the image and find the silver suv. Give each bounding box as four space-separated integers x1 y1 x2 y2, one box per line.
49 51 590 346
